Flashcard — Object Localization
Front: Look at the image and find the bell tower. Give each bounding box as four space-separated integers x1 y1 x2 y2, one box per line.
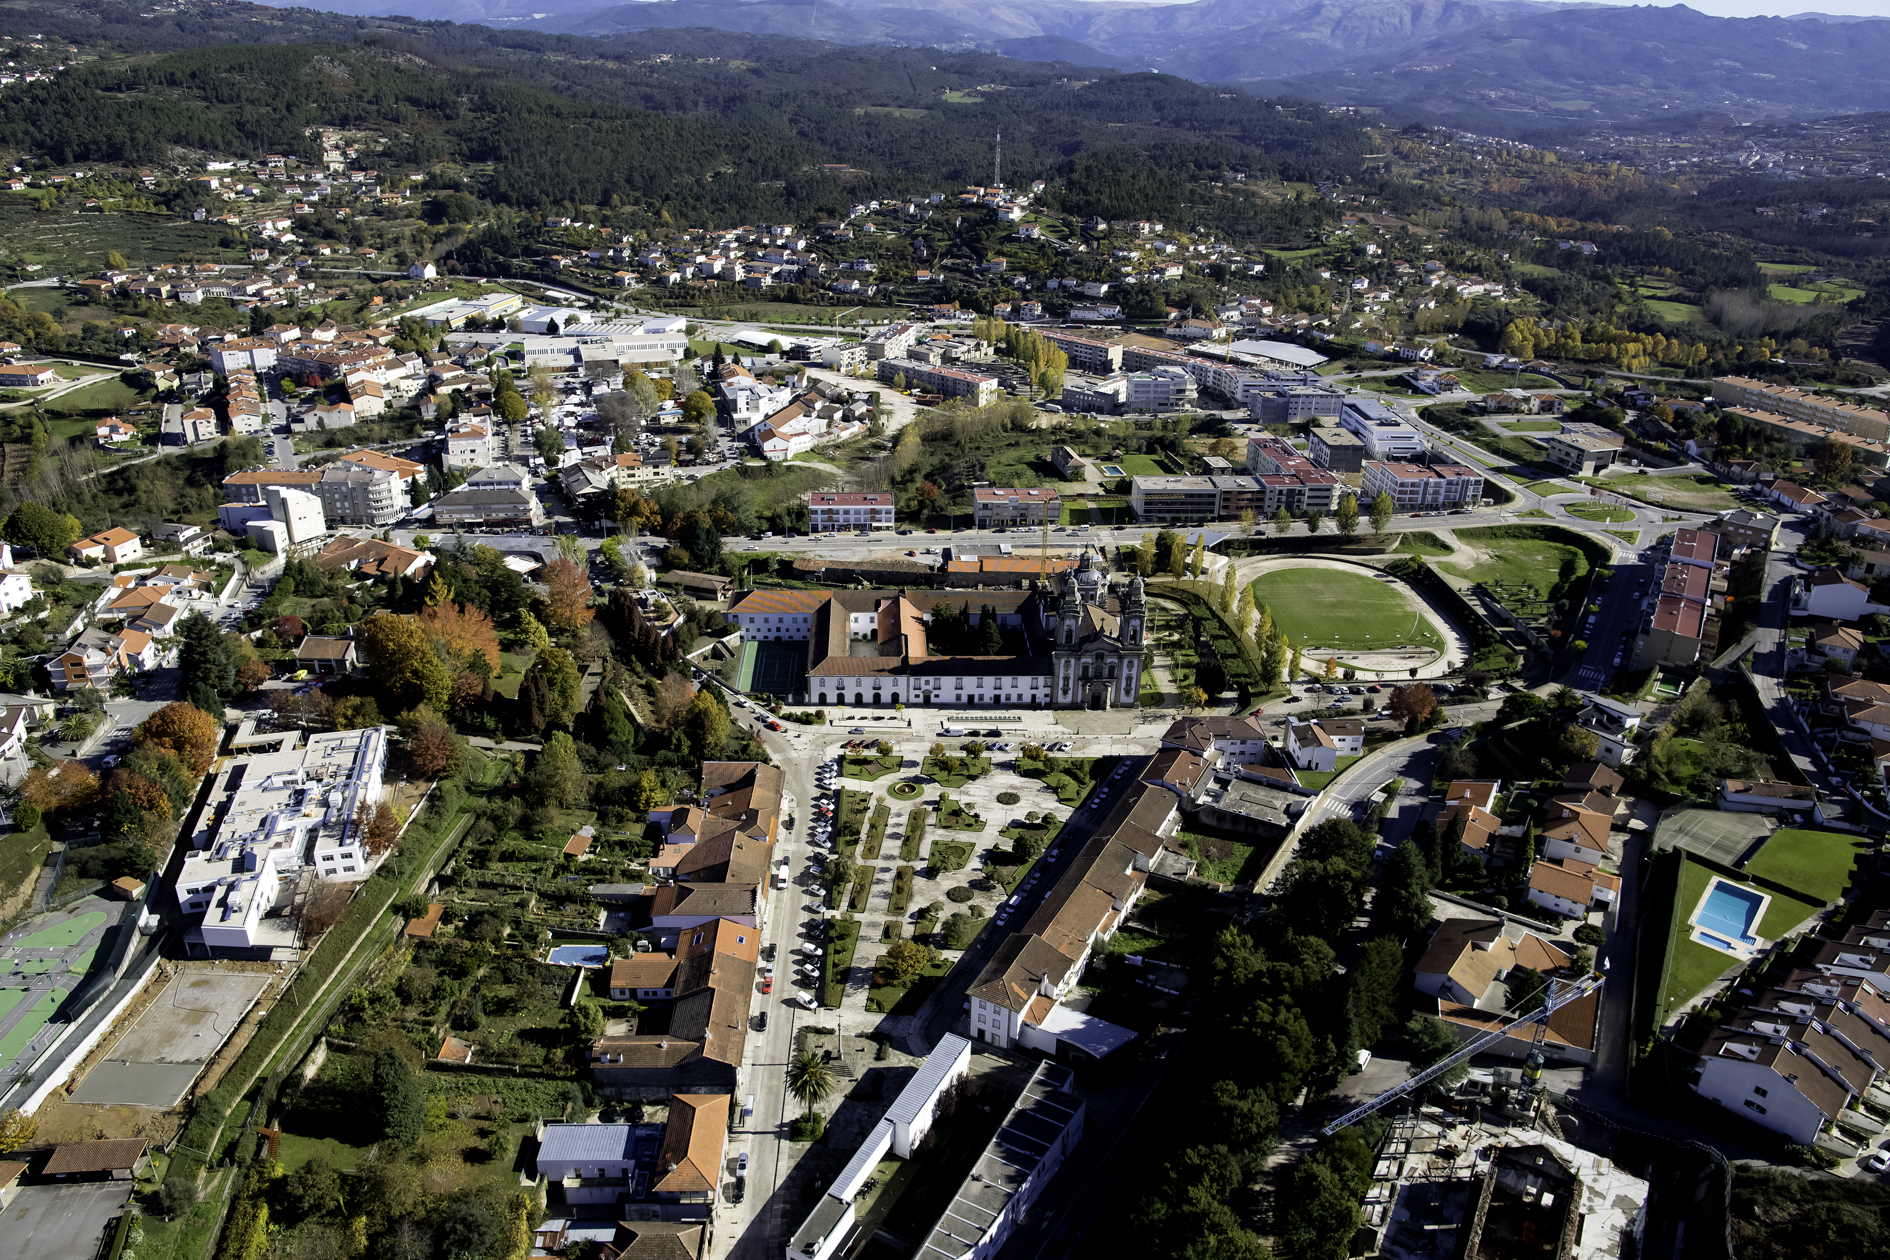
1123 575 1146 647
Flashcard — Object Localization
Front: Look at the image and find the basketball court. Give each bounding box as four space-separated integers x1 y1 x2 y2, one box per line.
69 971 271 1107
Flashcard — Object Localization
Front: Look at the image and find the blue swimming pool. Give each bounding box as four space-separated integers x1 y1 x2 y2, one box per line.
1100 464 1125 477
1697 880 1765 944
547 945 610 968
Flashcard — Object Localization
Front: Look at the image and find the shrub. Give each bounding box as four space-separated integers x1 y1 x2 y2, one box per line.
947 885 975 903
996 791 1020 805
942 913 983 950
792 1113 826 1142
1573 923 1605 947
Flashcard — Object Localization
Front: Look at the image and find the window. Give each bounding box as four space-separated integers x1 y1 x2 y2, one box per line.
342 865 355 873
1744 1100 1767 1115
1753 1086 1769 1097
693 931 704 946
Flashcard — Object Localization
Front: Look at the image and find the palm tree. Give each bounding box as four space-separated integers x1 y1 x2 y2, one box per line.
786 1052 835 1119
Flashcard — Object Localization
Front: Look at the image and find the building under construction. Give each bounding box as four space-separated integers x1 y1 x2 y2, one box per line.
1359 1075 1649 1260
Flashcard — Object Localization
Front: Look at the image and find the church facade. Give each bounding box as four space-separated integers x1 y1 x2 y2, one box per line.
722 551 1148 710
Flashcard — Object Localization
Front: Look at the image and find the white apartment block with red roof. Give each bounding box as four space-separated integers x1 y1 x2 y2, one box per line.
808 492 895 533
1360 460 1485 511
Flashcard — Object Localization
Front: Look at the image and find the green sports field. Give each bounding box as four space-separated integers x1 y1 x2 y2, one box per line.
1249 567 1444 653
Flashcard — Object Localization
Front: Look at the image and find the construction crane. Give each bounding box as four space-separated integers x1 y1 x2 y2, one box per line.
1319 971 1604 1137
1039 509 1052 583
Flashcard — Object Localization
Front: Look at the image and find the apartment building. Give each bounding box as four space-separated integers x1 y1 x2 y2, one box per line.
972 487 1060 529
875 358 999 406
1243 436 1344 513
432 464 545 529
1037 329 1124 374
1360 460 1485 511
70 527 143 566
807 492 896 533
864 323 920 360
1248 385 1344 424
445 420 497 470
1129 475 1267 524
315 462 405 527
1711 376 1890 441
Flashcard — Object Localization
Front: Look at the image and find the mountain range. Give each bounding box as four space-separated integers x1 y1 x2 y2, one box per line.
255 0 1890 128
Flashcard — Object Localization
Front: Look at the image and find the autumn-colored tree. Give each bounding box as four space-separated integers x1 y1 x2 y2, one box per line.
235 659 271 691
419 601 502 674
137 703 219 776
21 760 100 817
358 615 452 713
652 675 696 729
274 614 307 641
407 719 459 779
542 558 595 634
1388 683 1437 727
332 695 385 730
106 767 171 821
356 801 400 855
0 1108 35 1153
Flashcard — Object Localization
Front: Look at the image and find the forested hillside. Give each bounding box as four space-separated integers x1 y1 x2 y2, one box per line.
0 0 1368 225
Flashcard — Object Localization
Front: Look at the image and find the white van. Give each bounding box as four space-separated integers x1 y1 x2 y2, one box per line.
941 726 966 737
742 1094 756 1124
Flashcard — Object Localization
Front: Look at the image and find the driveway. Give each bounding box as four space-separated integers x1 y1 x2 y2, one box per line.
0 1181 132 1260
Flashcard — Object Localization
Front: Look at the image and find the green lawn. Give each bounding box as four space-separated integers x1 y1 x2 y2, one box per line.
1574 473 1738 513
1742 828 1860 904
843 754 902 781
1661 858 1826 1020
1565 503 1635 523
1296 755 1361 792
1502 421 1563 432
1249 568 1443 653
1644 299 1714 331
1115 453 1172 476
1439 531 1594 599
40 376 148 414
1520 479 1579 495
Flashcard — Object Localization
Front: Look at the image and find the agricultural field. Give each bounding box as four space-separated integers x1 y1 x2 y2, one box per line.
1248 566 1443 653
0 198 240 275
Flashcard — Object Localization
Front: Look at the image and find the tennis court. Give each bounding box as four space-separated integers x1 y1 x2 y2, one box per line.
747 639 805 696
1651 808 1772 868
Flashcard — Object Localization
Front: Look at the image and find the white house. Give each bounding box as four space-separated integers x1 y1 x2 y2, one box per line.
1574 693 1645 768
70 527 143 566
1284 721 1336 773
1695 1026 1872 1144
408 262 437 280
0 571 33 615
1795 568 1890 622
1525 858 1619 919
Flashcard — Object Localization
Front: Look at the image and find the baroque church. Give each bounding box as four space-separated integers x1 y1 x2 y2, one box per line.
722 549 1148 709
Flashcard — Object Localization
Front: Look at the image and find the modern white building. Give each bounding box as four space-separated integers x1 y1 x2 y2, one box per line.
246 485 326 556
1339 399 1425 460
444 420 498 470
174 726 392 958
